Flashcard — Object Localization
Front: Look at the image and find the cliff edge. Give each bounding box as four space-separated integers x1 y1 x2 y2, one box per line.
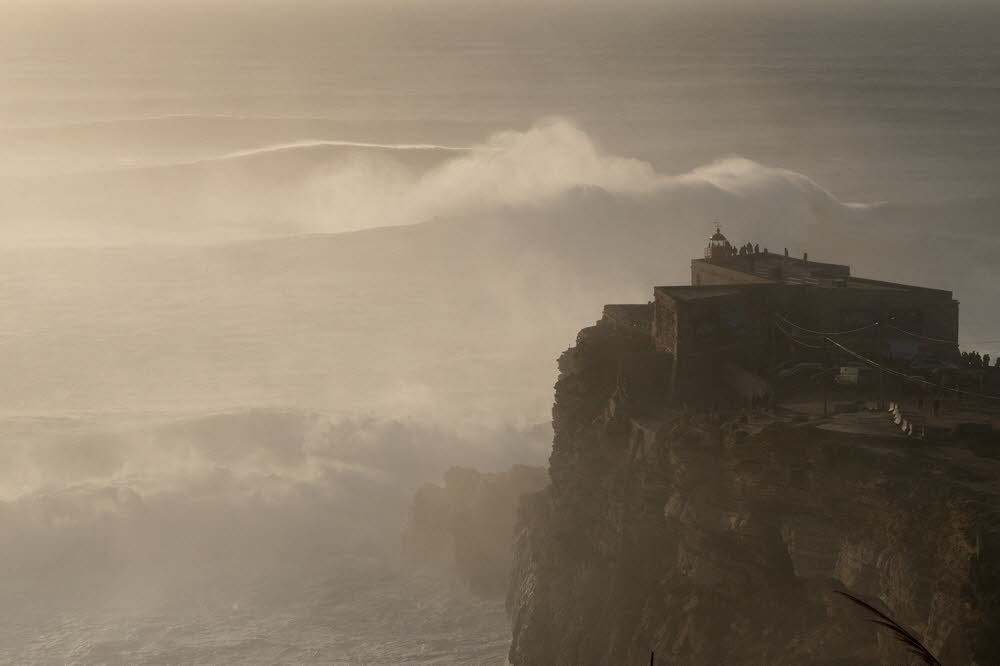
506 318 1000 665
404 465 548 596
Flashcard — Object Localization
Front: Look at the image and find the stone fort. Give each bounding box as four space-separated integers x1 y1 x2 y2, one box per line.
600 228 960 407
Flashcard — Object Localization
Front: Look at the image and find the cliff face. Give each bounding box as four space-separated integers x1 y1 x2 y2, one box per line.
507 322 1000 665
404 465 548 596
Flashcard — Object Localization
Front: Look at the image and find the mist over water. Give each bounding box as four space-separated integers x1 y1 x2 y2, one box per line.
0 411 542 663
2 2 1000 662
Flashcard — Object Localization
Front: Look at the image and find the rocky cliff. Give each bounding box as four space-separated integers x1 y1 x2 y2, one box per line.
404 465 548 596
506 320 1000 665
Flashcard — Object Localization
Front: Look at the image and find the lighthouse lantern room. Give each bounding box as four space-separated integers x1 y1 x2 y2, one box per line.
704 226 732 261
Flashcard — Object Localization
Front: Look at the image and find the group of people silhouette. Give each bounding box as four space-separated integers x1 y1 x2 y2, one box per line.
728 242 767 257
961 350 998 369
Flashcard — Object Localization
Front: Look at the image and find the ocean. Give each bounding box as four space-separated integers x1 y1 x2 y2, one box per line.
0 2 998 662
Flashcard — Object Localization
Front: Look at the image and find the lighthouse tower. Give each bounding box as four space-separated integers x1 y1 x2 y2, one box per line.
704 226 732 261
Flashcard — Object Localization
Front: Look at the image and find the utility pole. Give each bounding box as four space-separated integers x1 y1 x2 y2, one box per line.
769 317 779 411
823 345 831 418
770 320 777 379
877 317 885 410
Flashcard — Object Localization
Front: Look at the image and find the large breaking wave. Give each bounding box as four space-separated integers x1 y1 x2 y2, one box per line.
1 117 998 663
0 117 862 241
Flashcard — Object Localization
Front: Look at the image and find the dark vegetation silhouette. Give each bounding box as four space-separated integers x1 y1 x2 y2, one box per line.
835 590 942 665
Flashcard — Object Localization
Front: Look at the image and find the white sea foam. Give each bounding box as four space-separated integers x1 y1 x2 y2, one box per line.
0 409 544 663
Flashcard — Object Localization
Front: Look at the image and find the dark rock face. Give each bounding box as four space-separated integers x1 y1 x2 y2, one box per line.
404 464 548 596
507 322 1000 665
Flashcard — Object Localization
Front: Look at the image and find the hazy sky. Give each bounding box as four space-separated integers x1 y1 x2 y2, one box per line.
5 0 995 14
0 0 998 661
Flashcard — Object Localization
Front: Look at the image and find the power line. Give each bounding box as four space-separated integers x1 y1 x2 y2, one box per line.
778 313 961 347
884 323 958 346
775 313 879 337
773 314 1000 401
824 336 1000 402
772 321 828 350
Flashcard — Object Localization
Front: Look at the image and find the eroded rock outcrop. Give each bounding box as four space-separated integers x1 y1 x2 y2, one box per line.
506 321 1000 665
404 464 548 596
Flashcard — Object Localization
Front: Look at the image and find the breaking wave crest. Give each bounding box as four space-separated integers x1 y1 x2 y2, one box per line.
275 118 863 235
0 116 866 242
0 409 547 663
213 139 469 160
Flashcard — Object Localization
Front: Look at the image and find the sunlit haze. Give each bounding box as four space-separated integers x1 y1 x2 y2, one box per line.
1 1 999 662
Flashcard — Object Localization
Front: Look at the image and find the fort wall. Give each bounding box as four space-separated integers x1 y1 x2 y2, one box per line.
621 230 960 407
